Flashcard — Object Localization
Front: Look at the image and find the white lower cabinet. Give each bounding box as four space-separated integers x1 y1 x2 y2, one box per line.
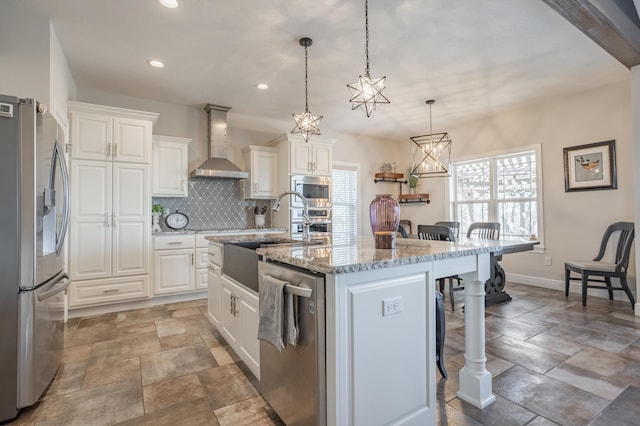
219 275 260 378
207 263 221 327
69 275 150 307
153 234 209 296
154 248 195 294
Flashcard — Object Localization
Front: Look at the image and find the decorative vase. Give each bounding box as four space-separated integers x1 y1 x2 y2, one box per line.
152 213 162 233
255 214 266 228
409 186 417 194
369 194 400 249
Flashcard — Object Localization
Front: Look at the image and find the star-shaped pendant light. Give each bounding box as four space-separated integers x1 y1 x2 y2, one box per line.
347 0 389 117
410 100 452 177
291 37 323 142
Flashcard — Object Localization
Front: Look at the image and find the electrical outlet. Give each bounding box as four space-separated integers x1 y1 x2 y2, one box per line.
382 297 402 316
544 256 552 266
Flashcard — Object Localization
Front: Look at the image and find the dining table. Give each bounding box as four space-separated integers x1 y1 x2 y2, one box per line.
410 234 539 306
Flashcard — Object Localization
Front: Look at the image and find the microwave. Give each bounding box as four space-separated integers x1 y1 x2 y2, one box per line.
291 175 331 208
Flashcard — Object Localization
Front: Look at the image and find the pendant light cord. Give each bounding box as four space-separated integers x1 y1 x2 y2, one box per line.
429 102 433 134
304 45 309 111
365 0 370 75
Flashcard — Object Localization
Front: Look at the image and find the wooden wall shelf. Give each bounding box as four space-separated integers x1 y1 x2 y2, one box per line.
398 193 430 204
374 172 406 184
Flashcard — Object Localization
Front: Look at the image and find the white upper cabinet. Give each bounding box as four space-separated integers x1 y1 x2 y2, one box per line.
243 145 278 199
271 133 334 176
152 135 191 197
68 101 158 164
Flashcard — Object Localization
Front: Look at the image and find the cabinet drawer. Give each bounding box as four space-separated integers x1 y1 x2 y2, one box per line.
69 276 149 307
209 243 223 267
196 234 211 248
154 235 195 250
196 248 208 269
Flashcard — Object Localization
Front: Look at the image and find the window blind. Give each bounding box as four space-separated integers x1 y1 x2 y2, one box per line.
332 167 358 245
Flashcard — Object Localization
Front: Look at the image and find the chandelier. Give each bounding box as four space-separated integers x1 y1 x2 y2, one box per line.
347 0 389 117
410 100 452 177
291 37 323 142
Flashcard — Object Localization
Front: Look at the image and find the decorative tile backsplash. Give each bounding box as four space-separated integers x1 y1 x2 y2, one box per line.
152 179 272 231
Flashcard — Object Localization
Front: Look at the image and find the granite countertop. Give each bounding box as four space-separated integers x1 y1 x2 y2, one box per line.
154 227 288 236
205 233 331 246
255 236 495 274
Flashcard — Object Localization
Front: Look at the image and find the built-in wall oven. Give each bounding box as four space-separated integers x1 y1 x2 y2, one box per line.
291 175 331 208
291 208 332 238
290 175 331 238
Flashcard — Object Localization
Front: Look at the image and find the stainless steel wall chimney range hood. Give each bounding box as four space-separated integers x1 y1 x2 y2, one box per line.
190 104 249 179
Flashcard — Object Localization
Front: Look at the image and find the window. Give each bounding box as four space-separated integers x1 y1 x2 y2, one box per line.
332 163 359 245
451 146 542 240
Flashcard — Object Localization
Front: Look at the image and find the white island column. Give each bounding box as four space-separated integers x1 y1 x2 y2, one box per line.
457 252 495 408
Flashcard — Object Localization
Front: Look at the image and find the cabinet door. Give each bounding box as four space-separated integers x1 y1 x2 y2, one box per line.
153 249 195 295
207 264 221 327
312 143 332 176
152 138 189 197
290 140 312 174
250 149 278 198
112 163 150 276
220 276 239 346
113 117 152 164
70 112 112 161
238 287 260 376
196 268 208 290
69 160 112 280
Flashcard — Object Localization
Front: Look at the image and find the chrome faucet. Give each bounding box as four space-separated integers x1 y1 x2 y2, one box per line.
273 190 311 241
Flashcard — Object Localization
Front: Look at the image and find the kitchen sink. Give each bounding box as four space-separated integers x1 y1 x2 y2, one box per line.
222 239 323 292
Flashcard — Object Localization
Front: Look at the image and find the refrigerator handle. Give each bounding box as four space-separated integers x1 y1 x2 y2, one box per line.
37 271 71 302
51 142 70 255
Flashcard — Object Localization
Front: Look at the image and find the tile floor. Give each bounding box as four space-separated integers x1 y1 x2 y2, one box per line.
6 283 640 425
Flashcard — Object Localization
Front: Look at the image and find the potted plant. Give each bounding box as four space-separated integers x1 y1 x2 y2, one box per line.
407 168 419 194
151 204 164 233
152 204 164 215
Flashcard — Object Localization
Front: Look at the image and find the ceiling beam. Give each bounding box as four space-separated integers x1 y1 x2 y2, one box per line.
542 0 640 68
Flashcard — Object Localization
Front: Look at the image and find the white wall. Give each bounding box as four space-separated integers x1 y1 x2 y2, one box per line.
49 24 77 128
632 66 640 314
426 81 635 296
0 3 50 102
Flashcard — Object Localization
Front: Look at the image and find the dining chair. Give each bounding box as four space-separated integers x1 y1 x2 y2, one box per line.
400 219 413 236
441 222 501 311
397 224 408 238
565 221 635 310
435 290 447 378
417 225 457 309
435 221 460 239
467 221 500 240
417 224 455 242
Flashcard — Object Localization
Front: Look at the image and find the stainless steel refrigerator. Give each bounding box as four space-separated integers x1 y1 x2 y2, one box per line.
0 95 71 421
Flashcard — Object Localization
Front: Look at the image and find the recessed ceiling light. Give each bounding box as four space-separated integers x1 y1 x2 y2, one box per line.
159 0 178 8
256 83 269 90
148 59 165 68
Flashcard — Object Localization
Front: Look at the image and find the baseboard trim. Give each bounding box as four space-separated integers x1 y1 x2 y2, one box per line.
507 273 636 304
68 290 207 319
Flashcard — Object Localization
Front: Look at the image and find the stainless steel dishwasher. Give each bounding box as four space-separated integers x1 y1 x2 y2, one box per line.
258 260 326 426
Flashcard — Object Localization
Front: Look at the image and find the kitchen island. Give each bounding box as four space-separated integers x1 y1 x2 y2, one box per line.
256 237 501 426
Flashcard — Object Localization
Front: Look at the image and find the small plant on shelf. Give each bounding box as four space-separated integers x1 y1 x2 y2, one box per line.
152 203 164 216
407 168 419 191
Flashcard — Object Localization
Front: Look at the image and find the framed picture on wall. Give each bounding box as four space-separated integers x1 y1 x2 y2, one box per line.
563 140 617 192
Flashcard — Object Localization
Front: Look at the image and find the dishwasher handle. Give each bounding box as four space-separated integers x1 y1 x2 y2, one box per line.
284 284 312 298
